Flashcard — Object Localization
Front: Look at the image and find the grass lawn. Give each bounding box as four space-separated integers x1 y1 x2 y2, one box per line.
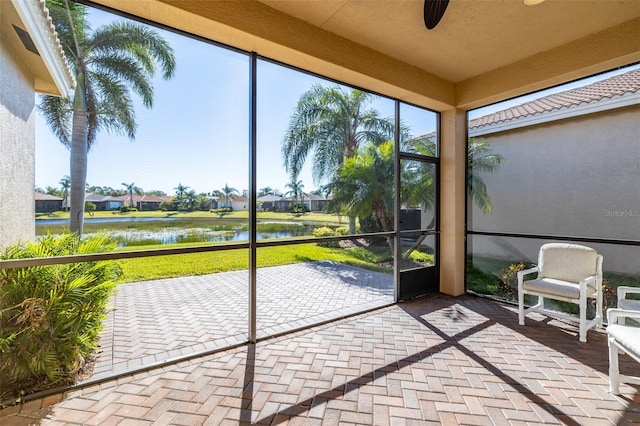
116 242 393 283
35 210 393 283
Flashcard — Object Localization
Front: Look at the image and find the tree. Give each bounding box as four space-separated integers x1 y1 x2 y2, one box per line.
185 189 198 211
284 178 305 213
282 85 395 232
258 187 274 197
405 135 505 213
59 175 71 210
122 182 142 209
174 183 190 211
45 186 63 197
466 139 505 213
39 0 176 235
221 184 238 209
327 141 395 249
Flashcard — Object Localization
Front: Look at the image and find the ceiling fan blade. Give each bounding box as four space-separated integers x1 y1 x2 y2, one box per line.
424 0 450 30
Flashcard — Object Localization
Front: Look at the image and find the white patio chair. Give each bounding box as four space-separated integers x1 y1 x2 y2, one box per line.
616 286 640 324
606 308 640 395
517 243 603 342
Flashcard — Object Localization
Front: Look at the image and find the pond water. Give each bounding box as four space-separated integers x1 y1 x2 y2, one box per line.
36 217 178 225
36 217 308 246
105 228 295 246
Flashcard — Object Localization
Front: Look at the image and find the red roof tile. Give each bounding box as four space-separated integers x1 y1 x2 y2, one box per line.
469 68 640 129
34 192 63 201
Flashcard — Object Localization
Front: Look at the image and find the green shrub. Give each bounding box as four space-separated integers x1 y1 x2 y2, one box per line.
216 206 233 218
408 250 434 265
0 233 122 397
84 202 96 215
312 226 348 248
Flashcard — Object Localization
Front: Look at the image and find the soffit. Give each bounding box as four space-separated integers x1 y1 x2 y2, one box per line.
0 0 74 97
259 0 640 83
91 0 640 111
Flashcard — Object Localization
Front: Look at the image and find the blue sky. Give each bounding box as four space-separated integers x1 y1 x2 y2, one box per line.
34 5 435 196
34 3 634 197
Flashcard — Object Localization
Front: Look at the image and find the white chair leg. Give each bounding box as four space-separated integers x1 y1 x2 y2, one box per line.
597 288 603 328
579 294 587 343
518 290 525 326
608 336 620 395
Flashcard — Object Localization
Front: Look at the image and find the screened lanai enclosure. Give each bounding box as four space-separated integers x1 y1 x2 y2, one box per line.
0 0 638 398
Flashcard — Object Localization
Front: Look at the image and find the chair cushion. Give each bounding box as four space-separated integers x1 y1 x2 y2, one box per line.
538 243 598 283
607 324 640 357
523 277 596 299
619 299 640 311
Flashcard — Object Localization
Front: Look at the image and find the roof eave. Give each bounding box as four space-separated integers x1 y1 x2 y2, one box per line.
11 0 75 98
469 91 640 137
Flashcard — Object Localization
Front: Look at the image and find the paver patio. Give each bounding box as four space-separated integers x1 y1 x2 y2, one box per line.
94 261 394 376
1 292 638 425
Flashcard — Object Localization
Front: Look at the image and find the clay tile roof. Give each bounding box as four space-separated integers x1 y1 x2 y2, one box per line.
35 0 75 91
34 192 63 201
469 68 640 129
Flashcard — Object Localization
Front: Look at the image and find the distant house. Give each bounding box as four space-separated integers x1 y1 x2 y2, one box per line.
217 195 249 211
84 193 124 211
34 192 63 212
302 193 329 212
468 68 640 274
228 196 249 211
257 194 284 212
206 196 219 211
119 194 173 211
1 1 74 248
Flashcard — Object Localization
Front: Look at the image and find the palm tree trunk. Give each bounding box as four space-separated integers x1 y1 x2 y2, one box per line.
69 109 89 236
374 204 394 252
348 216 356 234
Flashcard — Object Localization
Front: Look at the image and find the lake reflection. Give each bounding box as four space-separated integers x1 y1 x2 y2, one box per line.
97 228 295 246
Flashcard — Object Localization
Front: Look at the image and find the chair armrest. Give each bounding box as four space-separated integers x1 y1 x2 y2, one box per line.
517 266 538 280
517 266 538 287
607 308 640 324
575 275 600 297
618 286 640 302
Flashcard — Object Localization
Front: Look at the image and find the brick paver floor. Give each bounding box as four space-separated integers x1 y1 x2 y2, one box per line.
2 294 638 425
94 261 394 376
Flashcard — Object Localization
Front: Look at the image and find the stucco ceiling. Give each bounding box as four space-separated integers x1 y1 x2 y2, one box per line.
94 0 640 110
258 0 640 83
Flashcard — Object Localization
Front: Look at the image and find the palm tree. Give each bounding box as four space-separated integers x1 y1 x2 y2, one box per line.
38 0 176 235
258 187 275 197
121 182 142 209
466 139 505 213
221 184 238 209
284 178 305 213
405 135 505 213
185 189 198 211
327 141 395 249
59 175 71 211
282 85 395 232
174 183 189 211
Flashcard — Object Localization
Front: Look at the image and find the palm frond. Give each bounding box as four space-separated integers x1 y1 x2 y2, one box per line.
37 95 72 148
90 53 153 107
90 21 176 80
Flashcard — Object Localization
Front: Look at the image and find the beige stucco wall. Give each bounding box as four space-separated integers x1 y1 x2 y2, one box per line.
468 104 640 274
0 39 36 248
